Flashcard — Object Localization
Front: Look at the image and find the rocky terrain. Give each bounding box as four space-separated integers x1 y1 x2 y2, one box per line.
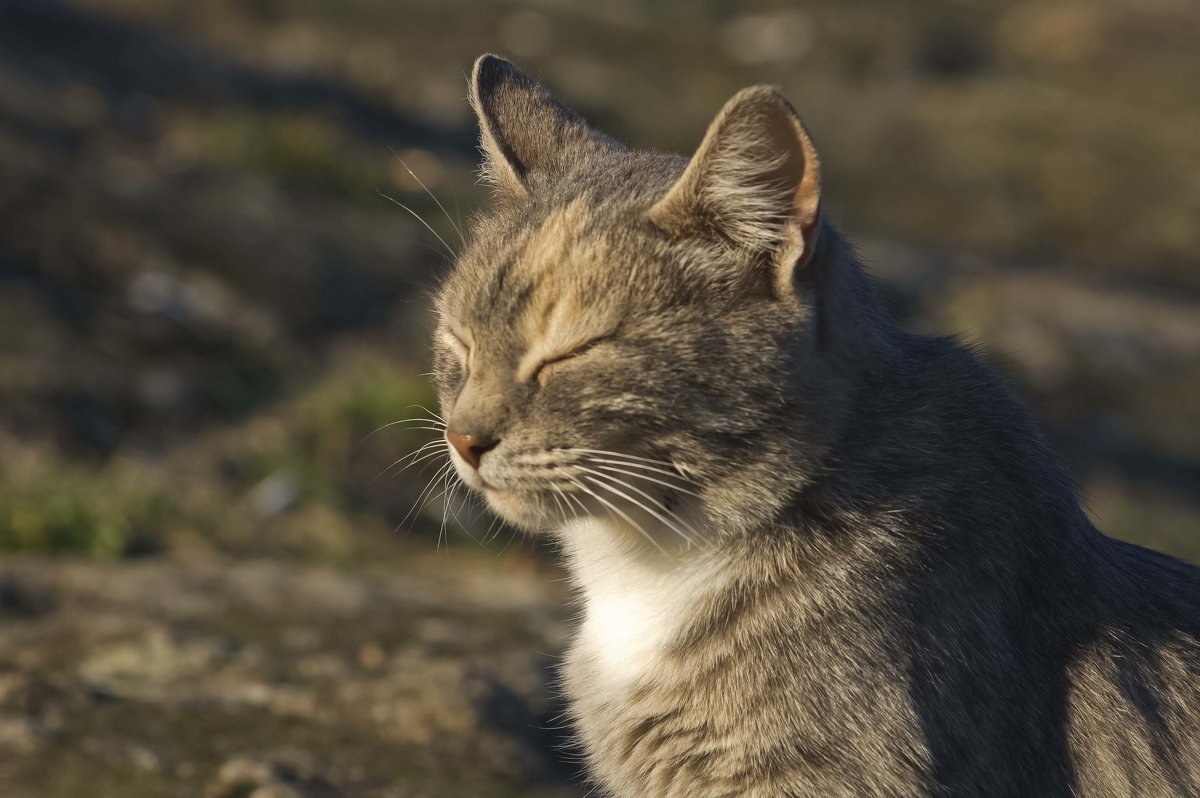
0 550 579 797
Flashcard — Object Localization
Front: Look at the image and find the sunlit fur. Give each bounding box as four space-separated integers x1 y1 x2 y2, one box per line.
430 55 1200 797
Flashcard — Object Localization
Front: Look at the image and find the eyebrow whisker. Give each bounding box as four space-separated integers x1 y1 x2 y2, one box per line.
378 189 459 260
391 150 467 249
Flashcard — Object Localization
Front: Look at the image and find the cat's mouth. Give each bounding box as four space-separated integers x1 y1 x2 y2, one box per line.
447 442 704 537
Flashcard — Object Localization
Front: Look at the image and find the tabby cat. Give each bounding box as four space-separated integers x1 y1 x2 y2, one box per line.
430 54 1200 797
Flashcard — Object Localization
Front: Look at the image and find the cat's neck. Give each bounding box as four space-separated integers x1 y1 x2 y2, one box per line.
795 328 1094 567
560 516 732 691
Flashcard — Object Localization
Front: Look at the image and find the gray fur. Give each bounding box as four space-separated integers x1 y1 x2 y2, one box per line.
431 55 1200 797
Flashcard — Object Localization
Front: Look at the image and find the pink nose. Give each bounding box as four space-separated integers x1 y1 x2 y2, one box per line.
446 431 498 469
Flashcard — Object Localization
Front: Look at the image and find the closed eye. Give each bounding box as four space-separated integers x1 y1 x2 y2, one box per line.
441 329 471 365
528 336 610 386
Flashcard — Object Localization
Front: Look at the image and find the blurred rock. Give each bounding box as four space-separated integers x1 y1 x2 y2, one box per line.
251 471 301 518
79 626 234 698
207 757 343 798
0 714 40 756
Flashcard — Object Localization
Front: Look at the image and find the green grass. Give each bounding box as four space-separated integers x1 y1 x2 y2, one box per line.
0 350 444 559
0 474 168 558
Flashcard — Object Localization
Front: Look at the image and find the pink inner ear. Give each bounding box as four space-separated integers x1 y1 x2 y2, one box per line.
760 102 822 245
647 87 822 258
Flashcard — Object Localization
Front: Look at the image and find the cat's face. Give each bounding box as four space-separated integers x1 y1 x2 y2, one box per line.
432 56 849 542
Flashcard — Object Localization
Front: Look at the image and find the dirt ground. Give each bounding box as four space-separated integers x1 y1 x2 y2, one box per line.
0 549 581 797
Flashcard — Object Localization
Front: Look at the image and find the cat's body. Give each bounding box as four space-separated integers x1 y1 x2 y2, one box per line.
432 55 1200 796
562 334 1200 797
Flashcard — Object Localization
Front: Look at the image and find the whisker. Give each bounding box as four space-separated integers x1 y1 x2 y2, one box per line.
440 468 479 552
581 456 690 481
398 460 456 532
354 416 445 452
580 472 698 549
496 524 522 556
567 448 687 472
369 417 445 433
483 513 506 547
585 462 704 499
372 442 445 483
391 425 448 435
567 475 667 556
462 487 489 528
437 467 451 552
394 451 453 499
392 443 450 476
451 188 465 247
391 150 467 248
443 478 477 547
566 449 698 486
377 190 458 260
548 487 570 528
401 403 445 423
578 468 701 544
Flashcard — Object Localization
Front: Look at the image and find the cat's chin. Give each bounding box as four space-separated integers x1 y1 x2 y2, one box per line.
481 487 564 533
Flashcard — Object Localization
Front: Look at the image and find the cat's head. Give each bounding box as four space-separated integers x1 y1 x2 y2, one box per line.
432 55 875 544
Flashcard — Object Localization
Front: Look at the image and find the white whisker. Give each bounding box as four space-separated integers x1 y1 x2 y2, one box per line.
378 190 458 260
568 476 667 556
567 448 686 472
437 468 452 552
547 487 569 528
354 416 445 452
483 513 506 547
373 442 445 483
444 479 479 547
401 403 445 423
586 462 704 499
408 444 453 475
399 460 456 531
580 472 698 549
496 524 522 556
391 151 467 249
567 449 698 487
368 417 445 434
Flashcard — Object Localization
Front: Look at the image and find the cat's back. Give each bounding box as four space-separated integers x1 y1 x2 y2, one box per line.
898 335 1200 794
1064 536 1200 796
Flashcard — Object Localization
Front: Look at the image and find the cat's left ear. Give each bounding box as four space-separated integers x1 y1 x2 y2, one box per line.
648 87 822 299
470 54 617 202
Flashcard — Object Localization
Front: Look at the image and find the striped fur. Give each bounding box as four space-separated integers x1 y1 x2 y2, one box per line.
431 55 1200 797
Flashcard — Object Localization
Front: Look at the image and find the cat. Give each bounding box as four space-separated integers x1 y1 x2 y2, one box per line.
430 54 1200 797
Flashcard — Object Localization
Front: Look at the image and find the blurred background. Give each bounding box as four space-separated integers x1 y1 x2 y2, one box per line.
0 0 1196 795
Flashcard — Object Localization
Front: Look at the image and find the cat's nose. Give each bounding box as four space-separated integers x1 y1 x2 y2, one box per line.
445 430 499 470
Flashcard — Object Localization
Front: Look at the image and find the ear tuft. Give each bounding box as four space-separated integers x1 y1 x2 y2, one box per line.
469 54 617 202
648 87 822 292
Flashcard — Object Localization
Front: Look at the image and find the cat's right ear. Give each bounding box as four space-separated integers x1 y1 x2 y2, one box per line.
470 54 616 202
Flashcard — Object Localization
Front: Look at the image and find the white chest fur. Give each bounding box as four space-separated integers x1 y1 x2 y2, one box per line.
561 517 729 690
